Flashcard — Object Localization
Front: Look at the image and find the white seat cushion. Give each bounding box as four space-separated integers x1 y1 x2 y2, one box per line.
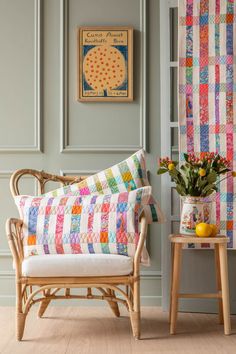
22 254 133 277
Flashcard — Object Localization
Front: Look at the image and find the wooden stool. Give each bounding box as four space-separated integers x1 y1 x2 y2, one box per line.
169 234 231 335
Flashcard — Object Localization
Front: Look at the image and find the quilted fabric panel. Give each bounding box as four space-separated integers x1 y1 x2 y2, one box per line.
179 0 236 248
44 149 165 224
15 187 152 258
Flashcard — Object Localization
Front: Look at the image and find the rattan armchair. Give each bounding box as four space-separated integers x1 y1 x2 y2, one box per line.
6 169 148 341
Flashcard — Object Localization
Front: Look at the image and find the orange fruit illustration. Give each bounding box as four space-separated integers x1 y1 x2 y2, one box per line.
83 46 126 93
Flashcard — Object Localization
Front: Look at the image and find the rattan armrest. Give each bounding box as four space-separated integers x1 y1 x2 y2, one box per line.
6 218 24 277
133 214 148 276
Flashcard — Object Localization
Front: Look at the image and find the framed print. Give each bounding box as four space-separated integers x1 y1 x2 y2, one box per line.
78 26 133 102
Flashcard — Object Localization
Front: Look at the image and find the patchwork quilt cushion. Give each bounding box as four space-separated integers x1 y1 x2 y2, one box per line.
15 187 151 258
44 149 165 224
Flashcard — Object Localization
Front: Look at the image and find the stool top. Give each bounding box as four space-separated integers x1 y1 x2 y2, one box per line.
169 234 229 244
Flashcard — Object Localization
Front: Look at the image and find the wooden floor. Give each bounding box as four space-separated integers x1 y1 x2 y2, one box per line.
1 307 236 354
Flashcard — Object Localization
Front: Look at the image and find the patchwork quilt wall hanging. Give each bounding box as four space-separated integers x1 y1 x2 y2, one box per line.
179 0 236 248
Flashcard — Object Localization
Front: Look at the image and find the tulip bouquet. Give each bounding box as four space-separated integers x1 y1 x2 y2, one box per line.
157 152 234 197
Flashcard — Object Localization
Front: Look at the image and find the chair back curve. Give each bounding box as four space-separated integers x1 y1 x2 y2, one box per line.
10 169 88 197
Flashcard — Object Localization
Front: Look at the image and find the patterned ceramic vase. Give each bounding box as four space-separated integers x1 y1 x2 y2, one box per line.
180 196 212 235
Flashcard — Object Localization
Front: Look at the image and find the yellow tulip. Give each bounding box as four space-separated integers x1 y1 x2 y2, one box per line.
168 163 175 171
232 171 236 177
199 168 206 177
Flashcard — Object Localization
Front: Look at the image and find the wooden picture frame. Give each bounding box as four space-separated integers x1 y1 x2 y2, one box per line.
77 26 133 102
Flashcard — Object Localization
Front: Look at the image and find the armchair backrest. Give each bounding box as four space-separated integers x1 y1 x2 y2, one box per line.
10 169 88 197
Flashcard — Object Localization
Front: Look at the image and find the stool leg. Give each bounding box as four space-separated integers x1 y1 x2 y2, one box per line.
218 243 231 335
170 243 182 335
214 244 223 324
169 242 174 324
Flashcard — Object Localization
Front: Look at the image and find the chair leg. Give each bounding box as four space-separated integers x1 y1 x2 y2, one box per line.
130 278 140 340
218 243 231 335
170 243 182 335
38 298 51 318
214 244 223 324
16 312 26 341
107 289 120 317
16 282 26 341
38 289 51 318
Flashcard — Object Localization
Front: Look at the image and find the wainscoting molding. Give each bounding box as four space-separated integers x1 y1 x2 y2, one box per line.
0 0 42 153
140 270 162 277
60 0 147 152
0 171 38 193
60 169 98 177
0 271 15 278
0 250 11 257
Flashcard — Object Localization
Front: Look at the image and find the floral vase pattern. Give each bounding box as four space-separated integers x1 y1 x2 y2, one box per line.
180 196 212 235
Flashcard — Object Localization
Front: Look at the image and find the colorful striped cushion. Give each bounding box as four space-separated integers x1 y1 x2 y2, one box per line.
44 149 164 224
15 187 151 258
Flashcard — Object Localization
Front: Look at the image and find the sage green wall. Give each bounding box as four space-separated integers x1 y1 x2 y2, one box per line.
0 0 162 306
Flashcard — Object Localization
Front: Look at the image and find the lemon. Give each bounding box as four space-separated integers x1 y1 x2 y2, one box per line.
168 163 175 171
195 223 212 237
199 168 206 177
209 224 218 237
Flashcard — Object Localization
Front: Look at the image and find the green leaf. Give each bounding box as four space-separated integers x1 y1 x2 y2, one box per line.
174 185 186 196
196 177 208 189
157 168 168 175
207 171 217 183
205 189 215 196
179 169 189 188
188 186 201 196
202 183 215 195
212 154 220 168
218 168 230 175
183 153 189 162
180 164 190 175
169 169 178 177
